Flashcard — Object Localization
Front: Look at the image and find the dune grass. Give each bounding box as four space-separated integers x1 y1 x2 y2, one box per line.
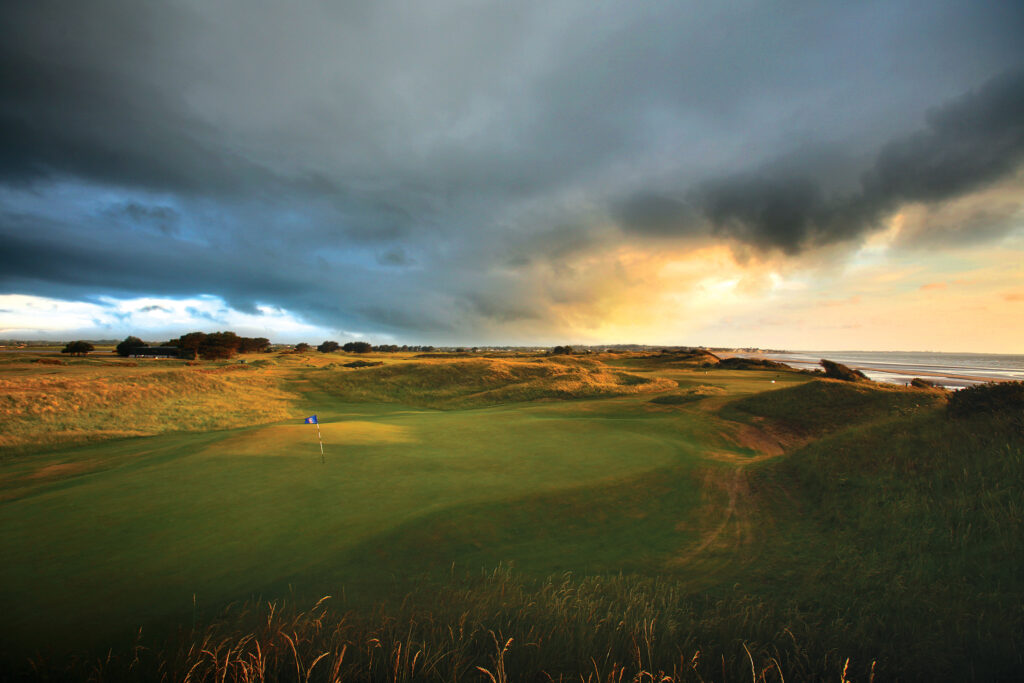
303 356 677 409
0 358 299 454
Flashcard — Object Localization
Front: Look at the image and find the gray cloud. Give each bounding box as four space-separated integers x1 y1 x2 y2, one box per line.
1 0 1023 340
618 69 1024 253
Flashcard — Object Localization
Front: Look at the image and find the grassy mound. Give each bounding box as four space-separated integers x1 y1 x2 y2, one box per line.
343 359 384 368
649 384 726 405
307 357 676 408
748 405 1024 680
717 356 791 371
0 365 298 453
723 378 945 438
603 349 722 369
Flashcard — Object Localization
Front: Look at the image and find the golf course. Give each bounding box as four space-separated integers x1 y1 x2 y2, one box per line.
1 348 1021 681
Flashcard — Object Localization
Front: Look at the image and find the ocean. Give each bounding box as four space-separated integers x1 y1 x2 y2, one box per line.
745 350 1024 389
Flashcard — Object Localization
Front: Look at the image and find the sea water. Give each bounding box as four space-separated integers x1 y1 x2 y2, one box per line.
753 350 1024 389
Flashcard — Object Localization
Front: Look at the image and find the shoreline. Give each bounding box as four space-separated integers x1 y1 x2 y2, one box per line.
725 351 1023 389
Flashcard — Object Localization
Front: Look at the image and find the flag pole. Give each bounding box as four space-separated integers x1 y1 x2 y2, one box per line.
317 421 324 464
306 415 324 464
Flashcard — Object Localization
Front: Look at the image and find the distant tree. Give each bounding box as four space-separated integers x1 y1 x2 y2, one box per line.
294 342 311 352
237 336 271 353
318 340 341 353
551 345 574 355
115 336 148 357
342 341 372 353
373 344 399 352
198 331 242 360
61 340 94 356
169 332 208 360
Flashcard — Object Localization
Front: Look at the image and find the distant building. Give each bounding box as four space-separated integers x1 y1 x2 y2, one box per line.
130 346 181 359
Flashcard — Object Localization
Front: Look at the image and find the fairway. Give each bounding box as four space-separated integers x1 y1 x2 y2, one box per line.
0 356 755 650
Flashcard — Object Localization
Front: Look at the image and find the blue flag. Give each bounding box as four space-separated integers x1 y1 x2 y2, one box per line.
305 415 318 424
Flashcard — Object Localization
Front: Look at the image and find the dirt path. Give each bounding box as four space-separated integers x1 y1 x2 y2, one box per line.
669 419 788 569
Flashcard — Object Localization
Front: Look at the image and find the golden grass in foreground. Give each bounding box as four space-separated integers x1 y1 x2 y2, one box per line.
21 570 872 682
0 365 299 452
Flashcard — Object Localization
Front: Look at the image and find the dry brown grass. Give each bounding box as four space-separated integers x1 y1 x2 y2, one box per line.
0 364 299 453
308 357 677 409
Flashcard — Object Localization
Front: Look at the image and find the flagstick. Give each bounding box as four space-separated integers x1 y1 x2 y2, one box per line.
317 422 324 464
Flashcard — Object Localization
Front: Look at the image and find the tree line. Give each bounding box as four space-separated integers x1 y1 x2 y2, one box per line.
61 334 441 359
310 341 436 354
115 332 271 360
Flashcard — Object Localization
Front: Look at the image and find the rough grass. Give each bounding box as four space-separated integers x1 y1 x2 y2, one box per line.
0 364 298 453
649 385 726 405
17 569 867 683
722 378 947 438
745 407 1024 681
306 357 676 409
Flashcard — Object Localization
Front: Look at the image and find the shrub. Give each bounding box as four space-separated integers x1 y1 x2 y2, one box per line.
115 336 148 357
342 341 372 353
948 381 1024 418
61 340 94 356
820 359 868 382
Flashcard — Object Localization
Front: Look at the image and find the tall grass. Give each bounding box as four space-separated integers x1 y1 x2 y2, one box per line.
0 365 299 454
17 568 871 682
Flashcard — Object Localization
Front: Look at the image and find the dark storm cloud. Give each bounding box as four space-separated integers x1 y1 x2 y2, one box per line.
2 0 1024 339
619 69 1024 254
104 203 181 236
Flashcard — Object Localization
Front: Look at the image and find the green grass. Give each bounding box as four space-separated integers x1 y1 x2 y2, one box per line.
0 393 704 654
0 353 1021 680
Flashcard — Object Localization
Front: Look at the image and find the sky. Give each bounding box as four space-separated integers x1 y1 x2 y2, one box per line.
1 0 1023 352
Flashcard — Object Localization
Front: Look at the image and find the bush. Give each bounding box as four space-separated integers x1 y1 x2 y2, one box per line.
115 336 148 357
61 340 94 356
344 360 384 368
717 357 788 370
343 341 372 353
948 381 1024 418
820 359 868 382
